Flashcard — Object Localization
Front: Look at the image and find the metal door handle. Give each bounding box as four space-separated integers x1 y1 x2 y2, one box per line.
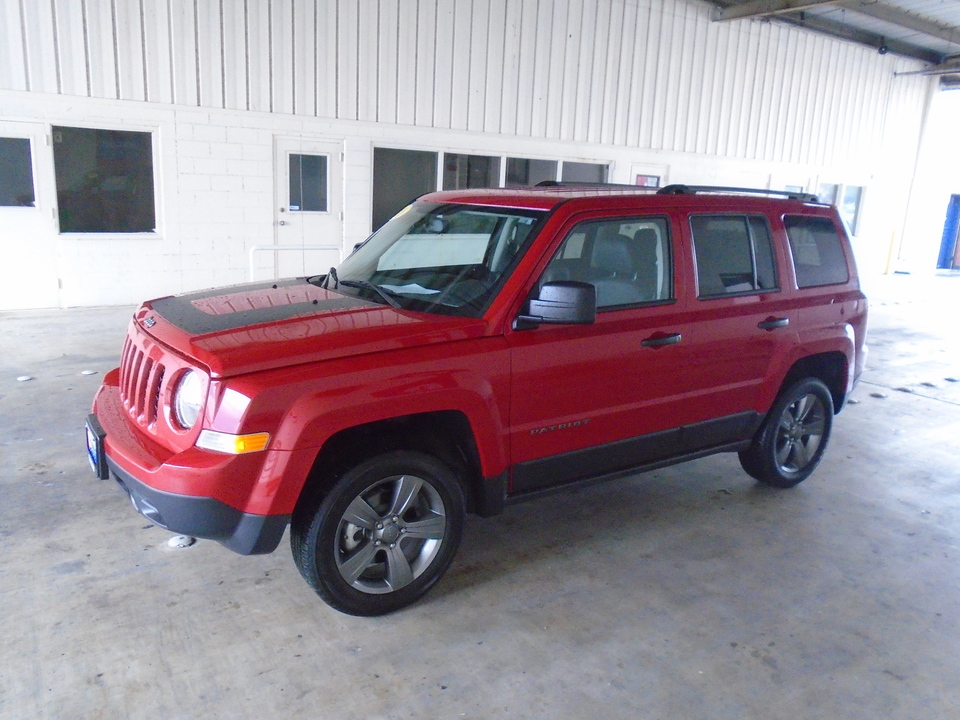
757 317 789 330
641 332 682 348
279 220 286 226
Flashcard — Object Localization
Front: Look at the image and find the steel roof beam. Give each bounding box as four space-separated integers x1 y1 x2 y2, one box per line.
715 0 843 22
713 0 949 63
847 2 960 48
778 12 944 63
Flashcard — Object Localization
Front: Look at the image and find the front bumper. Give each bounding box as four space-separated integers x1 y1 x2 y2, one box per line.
87 375 295 555
107 453 288 554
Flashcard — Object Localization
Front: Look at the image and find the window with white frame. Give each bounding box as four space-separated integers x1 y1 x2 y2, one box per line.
561 161 608 183
372 148 439 231
507 158 558 186
442 154 500 190
818 183 839 205
0 137 35 206
840 185 864 234
372 146 611 230
52 126 156 233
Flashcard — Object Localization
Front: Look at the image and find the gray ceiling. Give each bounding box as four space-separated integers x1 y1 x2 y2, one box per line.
711 0 960 87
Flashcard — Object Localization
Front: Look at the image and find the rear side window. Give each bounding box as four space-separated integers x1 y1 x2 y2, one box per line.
784 216 849 288
691 215 778 297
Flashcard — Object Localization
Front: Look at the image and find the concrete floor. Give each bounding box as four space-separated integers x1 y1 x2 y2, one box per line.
1 272 958 720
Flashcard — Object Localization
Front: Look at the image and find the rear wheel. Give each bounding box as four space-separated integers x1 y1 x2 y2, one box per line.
739 378 834 488
291 451 465 616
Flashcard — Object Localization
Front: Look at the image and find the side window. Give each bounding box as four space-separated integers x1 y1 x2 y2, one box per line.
52 126 156 233
0 137 35 206
540 217 673 309
288 154 328 212
784 216 850 288
691 214 778 298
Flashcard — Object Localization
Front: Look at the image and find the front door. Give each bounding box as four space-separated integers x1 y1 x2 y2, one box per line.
268 137 343 280
0 121 59 309
506 213 693 494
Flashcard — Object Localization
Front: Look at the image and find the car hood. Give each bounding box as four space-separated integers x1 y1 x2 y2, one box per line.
136 278 488 377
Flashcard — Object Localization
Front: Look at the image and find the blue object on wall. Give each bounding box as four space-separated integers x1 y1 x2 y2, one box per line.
937 195 960 270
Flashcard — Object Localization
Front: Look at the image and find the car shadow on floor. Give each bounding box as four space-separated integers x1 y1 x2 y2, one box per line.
427 459 799 604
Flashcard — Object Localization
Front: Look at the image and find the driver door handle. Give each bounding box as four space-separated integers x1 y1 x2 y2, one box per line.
757 317 789 331
641 332 682 348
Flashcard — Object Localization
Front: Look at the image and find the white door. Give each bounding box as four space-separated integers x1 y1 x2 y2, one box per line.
0 121 59 309
267 138 344 280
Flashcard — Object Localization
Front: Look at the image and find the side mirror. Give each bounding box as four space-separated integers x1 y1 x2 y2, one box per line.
514 281 597 330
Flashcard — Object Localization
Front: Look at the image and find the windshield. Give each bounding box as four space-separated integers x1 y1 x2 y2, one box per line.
318 202 545 317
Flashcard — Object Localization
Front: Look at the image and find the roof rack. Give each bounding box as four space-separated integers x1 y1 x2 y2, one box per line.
657 184 820 203
534 180 648 190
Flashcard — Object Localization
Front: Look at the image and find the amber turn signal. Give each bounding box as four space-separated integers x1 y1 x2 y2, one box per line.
196 430 270 454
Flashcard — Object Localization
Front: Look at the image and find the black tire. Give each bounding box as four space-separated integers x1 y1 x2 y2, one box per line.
291 451 465 616
739 378 834 488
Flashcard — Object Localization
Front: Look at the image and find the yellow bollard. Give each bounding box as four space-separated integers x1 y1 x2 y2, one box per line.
884 232 897 275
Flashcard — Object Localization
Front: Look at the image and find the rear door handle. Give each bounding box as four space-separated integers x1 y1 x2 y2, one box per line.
641 332 682 348
757 317 789 331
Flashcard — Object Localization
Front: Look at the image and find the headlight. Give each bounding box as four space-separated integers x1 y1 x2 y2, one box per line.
174 370 204 429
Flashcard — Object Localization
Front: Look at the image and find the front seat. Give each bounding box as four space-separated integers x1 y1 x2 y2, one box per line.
589 234 642 307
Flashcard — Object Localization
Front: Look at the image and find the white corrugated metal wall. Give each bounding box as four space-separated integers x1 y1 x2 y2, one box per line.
0 0 937 307
1 0 931 166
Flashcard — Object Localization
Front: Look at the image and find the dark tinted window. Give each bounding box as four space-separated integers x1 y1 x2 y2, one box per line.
506 158 557 186
691 215 778 297
784 216 849 287
442 153 500 190
561 161 608 183
751 216 777 290
0 137 35 206
372 148 438 231
52 126 155 233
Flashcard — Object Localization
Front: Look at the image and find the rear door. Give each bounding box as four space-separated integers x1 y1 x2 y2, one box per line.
506 211 694 493
679 212 798 438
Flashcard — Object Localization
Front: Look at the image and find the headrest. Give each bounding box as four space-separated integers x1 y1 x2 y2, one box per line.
592 235 634 275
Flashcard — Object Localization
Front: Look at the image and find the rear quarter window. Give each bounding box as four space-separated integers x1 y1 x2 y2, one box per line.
784 216 849 288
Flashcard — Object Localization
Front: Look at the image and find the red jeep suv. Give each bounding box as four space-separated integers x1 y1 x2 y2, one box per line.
87 184 868 615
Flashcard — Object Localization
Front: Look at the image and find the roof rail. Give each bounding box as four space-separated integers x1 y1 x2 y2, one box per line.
657 184 820 203
535 180 648 190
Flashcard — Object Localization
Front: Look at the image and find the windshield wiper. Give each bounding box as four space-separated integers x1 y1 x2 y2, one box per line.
322 267 339 289
338 280 403 309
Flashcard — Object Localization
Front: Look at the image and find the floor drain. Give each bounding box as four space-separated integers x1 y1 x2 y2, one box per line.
167 535 196 549
870 392 887 399
946 377 958 383
895 387 914 393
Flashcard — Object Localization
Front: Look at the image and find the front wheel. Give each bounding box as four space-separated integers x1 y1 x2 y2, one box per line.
291 451 465 616
739 378 834 488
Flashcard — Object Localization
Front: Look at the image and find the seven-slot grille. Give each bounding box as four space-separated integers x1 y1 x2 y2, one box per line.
119 335 166 427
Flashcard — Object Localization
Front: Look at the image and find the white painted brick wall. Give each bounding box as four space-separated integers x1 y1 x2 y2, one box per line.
0 86 927 309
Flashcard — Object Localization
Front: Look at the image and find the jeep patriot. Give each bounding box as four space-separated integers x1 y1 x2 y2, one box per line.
87 183 868 615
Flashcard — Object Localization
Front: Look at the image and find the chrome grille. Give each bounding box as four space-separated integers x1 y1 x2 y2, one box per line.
119 336 166 426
